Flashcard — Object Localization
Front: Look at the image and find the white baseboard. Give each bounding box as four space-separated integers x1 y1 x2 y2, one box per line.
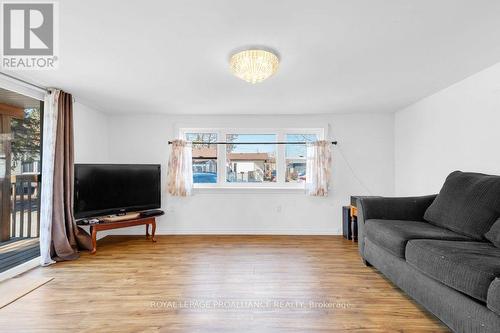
100 228 342 236
162 230 341 235
0 257 40 283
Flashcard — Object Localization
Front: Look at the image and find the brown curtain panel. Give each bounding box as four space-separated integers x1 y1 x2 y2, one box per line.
50 91 92 261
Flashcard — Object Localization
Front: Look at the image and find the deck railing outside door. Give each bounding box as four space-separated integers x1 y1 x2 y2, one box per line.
10 173 41 238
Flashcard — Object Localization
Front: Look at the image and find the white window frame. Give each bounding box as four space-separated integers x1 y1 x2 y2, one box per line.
179 128 325 190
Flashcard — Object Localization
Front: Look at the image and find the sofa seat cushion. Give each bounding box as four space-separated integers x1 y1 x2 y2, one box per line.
424 171 500 240
364 219 471 258
406 240 500 302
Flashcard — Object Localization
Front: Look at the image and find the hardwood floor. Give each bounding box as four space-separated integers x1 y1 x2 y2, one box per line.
0 236 449 332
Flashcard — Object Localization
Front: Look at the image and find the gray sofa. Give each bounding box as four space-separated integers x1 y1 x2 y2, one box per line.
357 171 500 333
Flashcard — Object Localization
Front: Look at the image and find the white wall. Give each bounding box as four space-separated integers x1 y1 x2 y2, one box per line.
395 62 500 196
103 113 394 235
73 101 110 239
73 102 109 163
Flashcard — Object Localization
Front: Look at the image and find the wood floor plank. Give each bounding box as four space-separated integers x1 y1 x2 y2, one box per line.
0 235 449 332
0 275 53 309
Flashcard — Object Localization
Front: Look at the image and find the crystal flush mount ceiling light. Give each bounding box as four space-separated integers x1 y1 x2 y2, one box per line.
229 48 279 84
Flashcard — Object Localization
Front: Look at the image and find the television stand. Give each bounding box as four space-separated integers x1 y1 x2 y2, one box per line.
89 216 157 254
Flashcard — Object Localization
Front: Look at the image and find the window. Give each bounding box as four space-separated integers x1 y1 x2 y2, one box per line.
226 134 276 183
285 134 317 183
180 128 324 189
185 132 217 184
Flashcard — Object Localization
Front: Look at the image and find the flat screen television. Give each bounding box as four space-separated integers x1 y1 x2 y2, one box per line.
74 164 161 219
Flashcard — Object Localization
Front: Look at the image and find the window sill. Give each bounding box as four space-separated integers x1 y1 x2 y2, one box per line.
192 185 306 194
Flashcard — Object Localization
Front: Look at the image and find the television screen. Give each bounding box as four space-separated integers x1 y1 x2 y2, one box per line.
74 164 161 219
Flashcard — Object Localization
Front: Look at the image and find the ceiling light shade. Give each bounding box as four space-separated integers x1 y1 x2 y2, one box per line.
229 49 279 84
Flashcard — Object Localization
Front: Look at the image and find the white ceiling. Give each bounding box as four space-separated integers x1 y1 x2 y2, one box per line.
11 0 500 115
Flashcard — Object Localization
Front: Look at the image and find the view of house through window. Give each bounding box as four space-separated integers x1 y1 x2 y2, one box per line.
0 88 43 273
226 134 276 183
182 129 323 187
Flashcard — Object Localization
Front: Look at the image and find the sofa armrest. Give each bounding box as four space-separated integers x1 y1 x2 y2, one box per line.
358 195 437 222
356 195 437 260
487 278 500 316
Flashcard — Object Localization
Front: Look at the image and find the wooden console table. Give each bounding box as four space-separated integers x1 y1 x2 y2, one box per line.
350 205 358 242
89 216 157 254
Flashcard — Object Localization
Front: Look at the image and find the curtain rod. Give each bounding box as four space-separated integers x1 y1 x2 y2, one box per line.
0 71 50 93
168 141 338 145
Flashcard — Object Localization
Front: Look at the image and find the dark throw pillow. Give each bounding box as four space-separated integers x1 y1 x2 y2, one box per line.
424 171 500 240
486 218 500 248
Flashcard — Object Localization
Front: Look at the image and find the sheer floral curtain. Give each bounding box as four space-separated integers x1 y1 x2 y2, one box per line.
167 139 193 196
305 140 332 196
40 89 59 266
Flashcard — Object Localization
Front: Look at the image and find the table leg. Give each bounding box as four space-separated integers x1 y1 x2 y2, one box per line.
146 223 150 239
151 221 156 242
351 215 357 242
90 226 97 254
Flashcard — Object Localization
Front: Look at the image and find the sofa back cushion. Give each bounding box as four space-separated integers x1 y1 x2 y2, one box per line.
424 171 500 240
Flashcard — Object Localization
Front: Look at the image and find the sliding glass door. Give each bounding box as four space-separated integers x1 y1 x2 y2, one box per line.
0 88 42 272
